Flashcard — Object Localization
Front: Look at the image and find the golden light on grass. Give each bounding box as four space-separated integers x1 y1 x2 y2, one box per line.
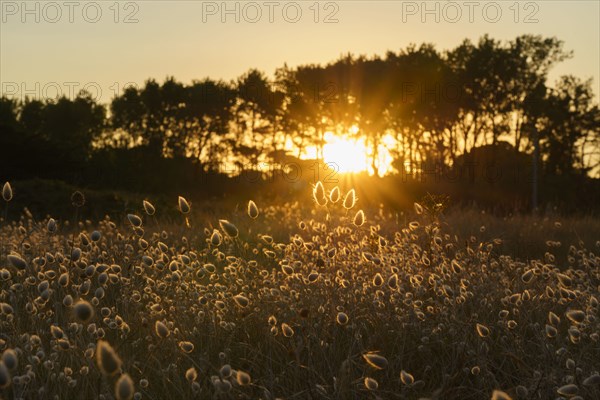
0 181 598 399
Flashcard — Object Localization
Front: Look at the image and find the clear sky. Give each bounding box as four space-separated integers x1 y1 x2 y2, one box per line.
1 1 599 104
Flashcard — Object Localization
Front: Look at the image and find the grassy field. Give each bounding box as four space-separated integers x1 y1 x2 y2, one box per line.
0 181 599 400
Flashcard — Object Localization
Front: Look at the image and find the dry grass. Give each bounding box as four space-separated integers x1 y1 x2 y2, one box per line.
0 182 599 400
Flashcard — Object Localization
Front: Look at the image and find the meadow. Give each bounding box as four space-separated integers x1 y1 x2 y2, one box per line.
0 181 599 400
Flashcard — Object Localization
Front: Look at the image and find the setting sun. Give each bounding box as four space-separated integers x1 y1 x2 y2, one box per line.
322 132 369 173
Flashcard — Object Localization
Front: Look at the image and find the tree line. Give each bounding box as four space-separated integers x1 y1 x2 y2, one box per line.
1 34 599 200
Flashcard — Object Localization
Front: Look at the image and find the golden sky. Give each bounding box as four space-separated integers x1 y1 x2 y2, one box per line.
1 1 599 104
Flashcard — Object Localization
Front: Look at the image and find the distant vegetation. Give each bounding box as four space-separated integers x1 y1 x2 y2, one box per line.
1 34 599 212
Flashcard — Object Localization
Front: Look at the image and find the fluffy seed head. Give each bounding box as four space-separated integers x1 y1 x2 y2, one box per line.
185 367 198 382
583 374 600 386
400 370 414 385
115 373 134 400
364 377 378 390
7 254 26 270
219 220 239 238
476 323 490 337
247 200 259 219
336 312 349 325
178 196 191 214
0 361 10 388
73 300 95 323
155 321 170 338
1 349 17 370
178 341 194 353
548 311 560 326
313 181 327 206
2 182 12 202
233 294 249 307
363 353 388 370
353 210 365 227
210 230 222 246
143 200 155 215
343 189 356 209
236 370 251 385
491 390 513 400
127 214 142 228
414 202 423 215
566 310 585 324
281 323 294 337
47 218 57 233
557 384 578 397
96 340 122 376
329 187 340 203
